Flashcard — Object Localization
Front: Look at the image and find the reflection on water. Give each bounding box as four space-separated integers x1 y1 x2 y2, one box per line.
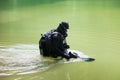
0 44 59 76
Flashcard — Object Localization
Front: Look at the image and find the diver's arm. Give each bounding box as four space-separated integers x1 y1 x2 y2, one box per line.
51 33 70 59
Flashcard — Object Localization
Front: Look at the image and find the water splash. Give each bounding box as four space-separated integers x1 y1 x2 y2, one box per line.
0 44 58 76
0 44 94 76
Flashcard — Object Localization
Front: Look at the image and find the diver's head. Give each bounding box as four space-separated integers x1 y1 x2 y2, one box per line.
60 22 69 29
57 22 69 37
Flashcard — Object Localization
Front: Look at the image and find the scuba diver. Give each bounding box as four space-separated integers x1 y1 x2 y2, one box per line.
39 22 78 60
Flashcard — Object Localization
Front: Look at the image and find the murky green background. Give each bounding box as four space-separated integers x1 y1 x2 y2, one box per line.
0 0 120 80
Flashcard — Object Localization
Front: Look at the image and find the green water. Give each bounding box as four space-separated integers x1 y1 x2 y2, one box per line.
0 0 120 80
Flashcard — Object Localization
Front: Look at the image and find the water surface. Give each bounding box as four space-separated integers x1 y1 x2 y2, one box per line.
0 0 120 80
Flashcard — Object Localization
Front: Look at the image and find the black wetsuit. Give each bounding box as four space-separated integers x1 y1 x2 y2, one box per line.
39 22 78 60
39 29 70 59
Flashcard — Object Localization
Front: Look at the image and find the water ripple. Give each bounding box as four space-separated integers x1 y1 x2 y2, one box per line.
0 44 58 76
